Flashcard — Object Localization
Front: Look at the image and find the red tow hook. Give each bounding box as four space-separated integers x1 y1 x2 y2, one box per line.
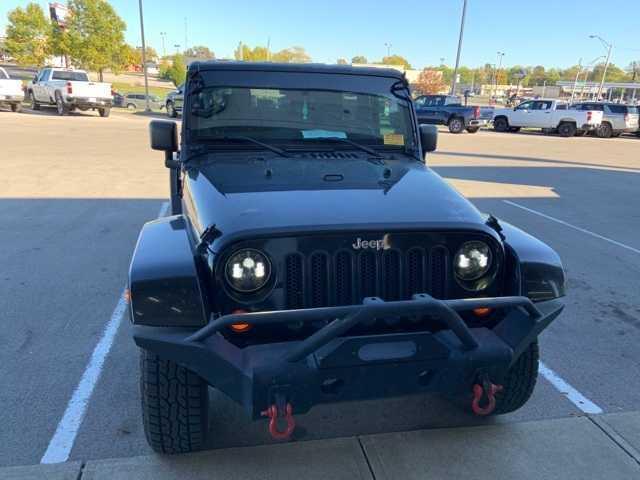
261 402 296 440
471 376 503 416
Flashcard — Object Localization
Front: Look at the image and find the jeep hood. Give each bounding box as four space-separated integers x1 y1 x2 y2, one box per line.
183 157 487 247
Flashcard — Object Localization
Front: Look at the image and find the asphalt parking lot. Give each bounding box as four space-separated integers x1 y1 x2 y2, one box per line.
1 107 639 468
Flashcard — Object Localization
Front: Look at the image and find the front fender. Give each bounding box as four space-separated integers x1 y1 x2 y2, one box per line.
499 220 566 302
128 215 208 327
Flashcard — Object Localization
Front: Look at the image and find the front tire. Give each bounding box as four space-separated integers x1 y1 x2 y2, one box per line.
140 350 209 454
30 92 40 111
493 341 539 414
596 122 613 138
493 116 509 132
557 122 577 137
448 117 465 134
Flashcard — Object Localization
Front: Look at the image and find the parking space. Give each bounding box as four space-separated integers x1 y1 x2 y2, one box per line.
1 110 639 467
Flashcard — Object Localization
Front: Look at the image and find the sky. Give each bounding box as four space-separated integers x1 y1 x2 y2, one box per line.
2 0 640 70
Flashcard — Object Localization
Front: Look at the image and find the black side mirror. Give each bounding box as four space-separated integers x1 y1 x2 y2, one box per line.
419 124 438 154
150 120 178 152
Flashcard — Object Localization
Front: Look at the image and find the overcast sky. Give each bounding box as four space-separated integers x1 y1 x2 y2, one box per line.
2 0 639 69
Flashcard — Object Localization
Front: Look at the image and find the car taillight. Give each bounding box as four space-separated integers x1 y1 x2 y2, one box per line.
474 106 480 119
66 82 73 94
587 111 592 122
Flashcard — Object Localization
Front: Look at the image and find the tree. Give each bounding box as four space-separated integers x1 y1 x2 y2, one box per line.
336 58 348 65
234 44 269 61
160 54 186 86
414 69 445 95
381 55 411 69
271 46 311 63
47 23 73 67
66 0 127 81
352 55 367 64
184 45 214 60
5 3 49 66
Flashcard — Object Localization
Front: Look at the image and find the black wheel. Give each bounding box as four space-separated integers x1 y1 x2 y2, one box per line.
98 107 111 117
167 101 177 118
493 116 509 132
55 93 68 116
11 102 22 113
557 122 577 137
448 117 465 134
127 103 136 111
596 122 613 138
140 350 209 454
30 92 40 111
466 127 480 134
492 341 539 414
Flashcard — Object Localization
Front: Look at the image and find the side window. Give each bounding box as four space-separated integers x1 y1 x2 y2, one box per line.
517 101 534 110
38 69 49 82
414 97 426 108
608 105 626 114
555 103 567 110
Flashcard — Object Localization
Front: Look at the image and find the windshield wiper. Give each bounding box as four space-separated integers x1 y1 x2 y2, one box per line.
222 136 290 158
315 137 383 158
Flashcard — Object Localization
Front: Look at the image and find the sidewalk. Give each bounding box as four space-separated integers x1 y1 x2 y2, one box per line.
3 412 639 480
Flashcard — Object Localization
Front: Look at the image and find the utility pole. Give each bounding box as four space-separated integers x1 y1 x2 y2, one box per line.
184 17 188 54
267 37 271 61
138 0 150 111
493 52 504 100
450 0 468 95
384 42 392 58
160 32 167 58
570 58 582 104
590 35 612 101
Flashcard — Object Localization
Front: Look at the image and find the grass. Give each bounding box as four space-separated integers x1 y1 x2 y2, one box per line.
111 82 174 98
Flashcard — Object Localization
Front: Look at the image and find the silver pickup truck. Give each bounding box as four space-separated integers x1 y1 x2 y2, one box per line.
27 68 112 117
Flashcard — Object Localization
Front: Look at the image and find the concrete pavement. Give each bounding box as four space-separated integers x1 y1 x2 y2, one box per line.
3 412 639 479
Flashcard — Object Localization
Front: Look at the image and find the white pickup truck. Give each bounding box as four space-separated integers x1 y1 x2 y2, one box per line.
492 99 603 137
27 68 112 117
0 67 24 112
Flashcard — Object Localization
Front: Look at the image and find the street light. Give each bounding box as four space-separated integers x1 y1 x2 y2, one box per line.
589 34 612 100
138 0 150 111
450 0 468 95
493 51 505 100
160 32 167 57
384 42 392 58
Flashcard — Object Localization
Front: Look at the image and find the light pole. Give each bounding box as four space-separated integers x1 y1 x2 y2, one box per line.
450 0 468 95
384 42 392 58
160 32 167 57
570 58 582 104
174 44 181 55
493 51 505 100
138 0 150 111
589 34 612 101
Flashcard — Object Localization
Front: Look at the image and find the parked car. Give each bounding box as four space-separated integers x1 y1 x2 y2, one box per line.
129 61 566 454
0 67 24 112
165 84 184 117
26 68 112 117
123 93 164 111
492 99 603 136
569 102 639 138
414 94 490 133
112 91 125 108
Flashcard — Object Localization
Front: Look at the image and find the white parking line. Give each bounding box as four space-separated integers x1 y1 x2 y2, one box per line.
539 362 603 414
503 200 640 255
40 201 170 464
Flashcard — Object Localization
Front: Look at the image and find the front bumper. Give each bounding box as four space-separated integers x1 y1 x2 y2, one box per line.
133 294 563 418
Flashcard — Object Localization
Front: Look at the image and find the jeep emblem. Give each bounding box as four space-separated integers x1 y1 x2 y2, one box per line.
352 237 389 251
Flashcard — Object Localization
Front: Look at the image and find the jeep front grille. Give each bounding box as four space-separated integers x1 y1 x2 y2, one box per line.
284 247 449 309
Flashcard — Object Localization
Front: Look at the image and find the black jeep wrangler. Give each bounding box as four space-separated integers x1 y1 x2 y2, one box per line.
129 62 565 453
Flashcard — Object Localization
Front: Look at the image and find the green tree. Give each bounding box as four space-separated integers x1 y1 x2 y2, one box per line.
271 46 311 63
184 45 214 59
381 55 411 69
66 0 127 81
234 44 269 61
336 58 348 65
351 55 367 64
160 54 186 86
5 3 49 66
47 23 73 67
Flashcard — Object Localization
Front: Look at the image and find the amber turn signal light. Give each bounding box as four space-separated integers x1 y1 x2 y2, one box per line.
230 309 251 332
473 307 492 317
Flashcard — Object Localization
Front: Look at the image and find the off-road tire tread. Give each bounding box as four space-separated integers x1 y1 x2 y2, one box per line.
493 341 539 414
140 350 208 454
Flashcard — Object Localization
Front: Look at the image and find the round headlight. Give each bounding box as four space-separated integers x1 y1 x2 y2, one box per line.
454 241 492 281
225 249 271 293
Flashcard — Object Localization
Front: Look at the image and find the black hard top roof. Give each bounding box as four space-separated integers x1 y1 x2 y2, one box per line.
188 61 406 81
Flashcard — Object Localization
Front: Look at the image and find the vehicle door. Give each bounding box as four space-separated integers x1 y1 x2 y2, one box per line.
510 100 535 126
531 100 556 128
607 104 627 131
33 69 49 101
174 83 184 112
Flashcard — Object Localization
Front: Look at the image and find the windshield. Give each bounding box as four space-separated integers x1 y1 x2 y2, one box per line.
188 86 415 152
52 71 89 82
